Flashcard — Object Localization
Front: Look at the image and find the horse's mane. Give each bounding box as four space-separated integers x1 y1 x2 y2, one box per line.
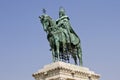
46 16 56 27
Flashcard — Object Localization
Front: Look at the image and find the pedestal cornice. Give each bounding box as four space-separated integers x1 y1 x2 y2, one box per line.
33 61 100 80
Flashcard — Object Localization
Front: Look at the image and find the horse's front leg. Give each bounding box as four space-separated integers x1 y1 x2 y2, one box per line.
52 48 55 62
54 37 60 61
56 41 60 61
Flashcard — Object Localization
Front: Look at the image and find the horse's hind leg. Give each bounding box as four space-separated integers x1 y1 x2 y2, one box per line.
77 44 83 66
72 53 77 65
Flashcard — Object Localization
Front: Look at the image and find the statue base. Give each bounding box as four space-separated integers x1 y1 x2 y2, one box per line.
32 61 100 80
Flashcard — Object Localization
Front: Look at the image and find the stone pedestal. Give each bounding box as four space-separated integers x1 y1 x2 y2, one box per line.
32 61 100 80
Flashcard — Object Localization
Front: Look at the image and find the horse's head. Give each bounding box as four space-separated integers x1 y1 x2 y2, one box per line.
39 14 53 32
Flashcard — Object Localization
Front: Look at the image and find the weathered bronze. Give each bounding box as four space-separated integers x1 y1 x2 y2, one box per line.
39 7 83 66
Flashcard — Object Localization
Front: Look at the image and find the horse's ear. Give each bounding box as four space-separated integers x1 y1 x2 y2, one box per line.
39 16 41 19
39 16 44 23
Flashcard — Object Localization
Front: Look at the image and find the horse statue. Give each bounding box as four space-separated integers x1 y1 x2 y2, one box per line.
39 13 83 66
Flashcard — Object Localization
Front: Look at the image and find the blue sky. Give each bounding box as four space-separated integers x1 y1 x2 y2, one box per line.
0 0 120 80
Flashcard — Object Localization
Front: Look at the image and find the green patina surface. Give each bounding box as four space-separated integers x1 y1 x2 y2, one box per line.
39 7 83 66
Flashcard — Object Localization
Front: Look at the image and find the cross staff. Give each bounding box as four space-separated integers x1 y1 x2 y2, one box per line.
42 8 46 14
